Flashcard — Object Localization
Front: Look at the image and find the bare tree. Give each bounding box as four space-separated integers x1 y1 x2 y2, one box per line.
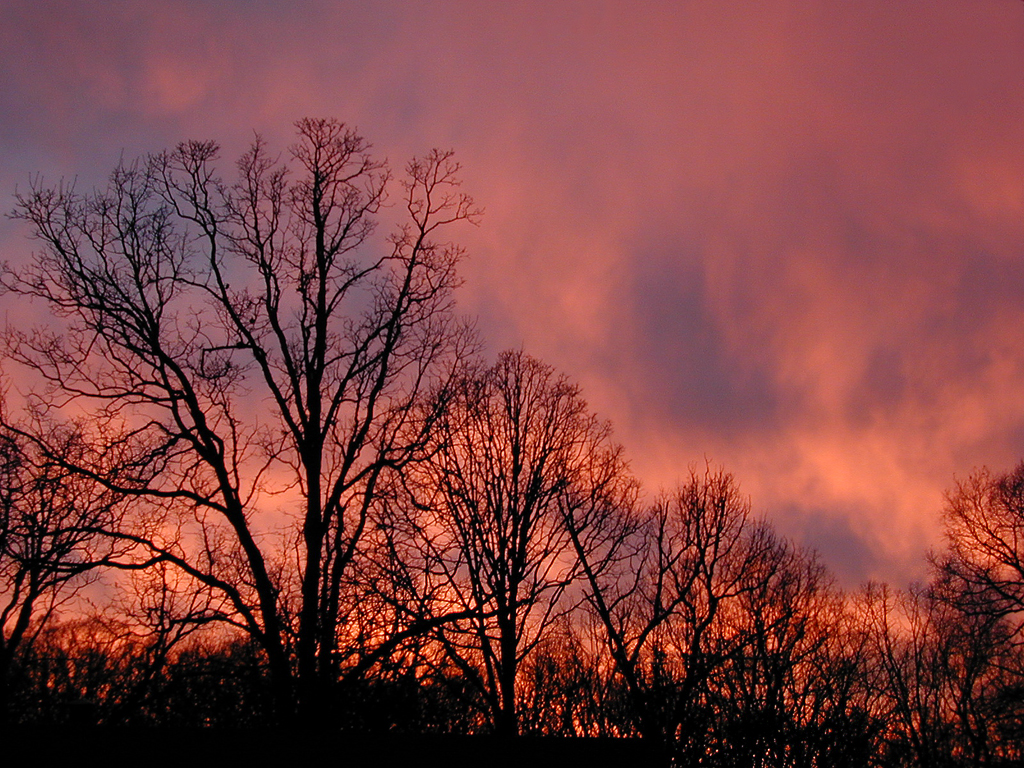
0 414 130 722
937 463 1024 644
859 578 1024 768
931 574 1024 767
516 621 611 737
3 118 478 721
566 466 772 763
866 582 965 768
713 532 874 767
411 350 635 736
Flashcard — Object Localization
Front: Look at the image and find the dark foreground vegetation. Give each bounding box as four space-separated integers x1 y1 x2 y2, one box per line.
1 119 1022 766
4 729 654 768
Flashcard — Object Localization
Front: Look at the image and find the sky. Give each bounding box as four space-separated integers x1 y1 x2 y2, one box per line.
1 0 1022 588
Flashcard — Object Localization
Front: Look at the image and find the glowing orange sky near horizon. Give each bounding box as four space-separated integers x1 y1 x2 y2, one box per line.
1 0 1022 588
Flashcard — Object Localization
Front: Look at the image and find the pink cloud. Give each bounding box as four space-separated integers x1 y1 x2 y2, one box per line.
1 0 1023 587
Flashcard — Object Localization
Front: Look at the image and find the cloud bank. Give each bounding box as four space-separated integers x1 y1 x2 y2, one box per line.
2 0 1022 586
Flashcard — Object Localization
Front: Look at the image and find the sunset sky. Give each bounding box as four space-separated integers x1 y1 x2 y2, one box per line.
1 1 1022 588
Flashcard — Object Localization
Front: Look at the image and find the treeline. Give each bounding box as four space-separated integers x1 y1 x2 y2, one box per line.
5 491 1024 767
1 119 1022 766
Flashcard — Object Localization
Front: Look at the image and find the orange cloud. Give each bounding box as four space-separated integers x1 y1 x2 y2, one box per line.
1 0 1023 588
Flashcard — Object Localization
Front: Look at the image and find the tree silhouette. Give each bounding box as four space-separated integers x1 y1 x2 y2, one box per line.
714 532 873 767
567 467 775 763
8 116 1024 765
412 350 635 736
4 118 478 722
0 414 130 722
937 463 1024 645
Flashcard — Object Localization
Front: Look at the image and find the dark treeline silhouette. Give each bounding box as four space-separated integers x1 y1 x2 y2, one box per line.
1 119 1023 766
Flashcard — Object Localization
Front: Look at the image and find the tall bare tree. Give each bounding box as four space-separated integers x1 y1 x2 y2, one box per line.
412 350 635 736
3 118 478 721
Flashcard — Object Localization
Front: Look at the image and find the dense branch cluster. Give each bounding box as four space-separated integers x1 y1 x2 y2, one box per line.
1 120 1022 766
